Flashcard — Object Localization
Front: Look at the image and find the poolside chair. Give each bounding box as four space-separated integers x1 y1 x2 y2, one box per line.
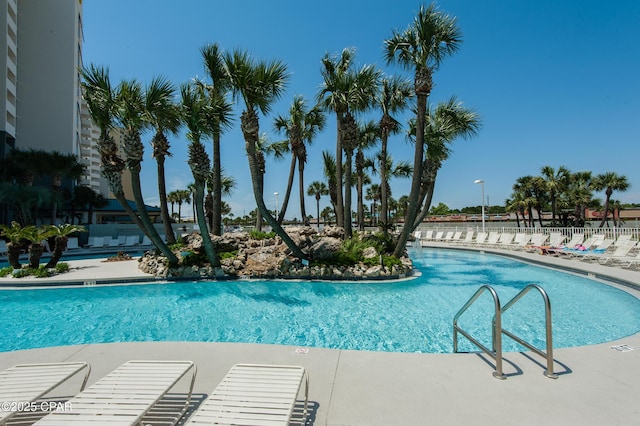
185 364 308 426
441 231 454 242
524 234 549 253
107 237 120 248
124 235 140 246
86 236 105 249
0 362 90 424
482 232 501 247
510 233 532 250
141 235 152 246
577 240 637 264
434 231 444 241
473 232 488 245
420 230 434 246
35 360 196 425
566 238 615 259
66 237 80 250
451 231 463 243
546 233 584 256
497 232 515 248
456 230 474 245
117 235 127 246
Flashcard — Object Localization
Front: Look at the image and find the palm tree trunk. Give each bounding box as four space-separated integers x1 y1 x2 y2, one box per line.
194 180 220 267
380 132 389 234
129 166 178 263
6 243 21 269
344 149 353 238
156 155 176 244
316 195 321 231
599 193 611 228
298 160 307 224
212 132 223 235
335 114 344 228
278 155 297 224
357 174 364 232
44 236 67 268
28 243 44 269
245 136 307 259
394 93 427 257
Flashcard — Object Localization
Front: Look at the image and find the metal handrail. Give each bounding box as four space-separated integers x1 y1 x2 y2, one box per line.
453 285 506 379
500 284 558 379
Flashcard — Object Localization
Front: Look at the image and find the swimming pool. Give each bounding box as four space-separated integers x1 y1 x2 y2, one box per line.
0 248 638 353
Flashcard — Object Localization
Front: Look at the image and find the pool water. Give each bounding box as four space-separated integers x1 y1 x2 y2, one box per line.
0 248 638 353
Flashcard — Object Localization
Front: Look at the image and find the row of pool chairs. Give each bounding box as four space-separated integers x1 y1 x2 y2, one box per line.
414 230 640 269
0 360 308 425
82 235 153 249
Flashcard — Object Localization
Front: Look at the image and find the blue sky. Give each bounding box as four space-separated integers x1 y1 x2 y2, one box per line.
82 0 640 219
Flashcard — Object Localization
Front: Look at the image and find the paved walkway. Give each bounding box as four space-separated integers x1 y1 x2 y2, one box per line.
0 246 639 425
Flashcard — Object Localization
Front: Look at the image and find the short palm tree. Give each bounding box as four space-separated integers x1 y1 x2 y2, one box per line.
44 224 86 268
0 222 34 269
274 95 326 224
224 48 307 259
384 3 462 256
307 181 329 230
592 172 630 227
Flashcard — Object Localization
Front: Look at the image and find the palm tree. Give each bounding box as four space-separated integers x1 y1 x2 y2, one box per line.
592 172 630 228
45 151 85 225
200 43 234 235
307 181 328 230
566 171 594 226
144 75 181 244
224 49 307 259
180 82 219 266
318 49 380 238
409 98 480 231
384 3 462 256
355 121 379 231
377 75 413 232
365 184 381 226
44 224 86 268
0 221 35 269
513 176 537 227
274 95 326 225
322 150 338 216
117 79 177 261
72 185 108 224
540 165 570 224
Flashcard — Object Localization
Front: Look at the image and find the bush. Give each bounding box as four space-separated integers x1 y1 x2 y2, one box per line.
55 262 70 273
0 266 12 277
181 251 208 267
249 230 276 240
219 250 238 260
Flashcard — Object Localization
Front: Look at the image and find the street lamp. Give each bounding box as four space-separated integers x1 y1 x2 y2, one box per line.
474 179 485 233
274 192 279 219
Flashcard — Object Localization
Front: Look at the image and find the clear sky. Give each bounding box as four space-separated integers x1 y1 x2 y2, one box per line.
82 0 640 219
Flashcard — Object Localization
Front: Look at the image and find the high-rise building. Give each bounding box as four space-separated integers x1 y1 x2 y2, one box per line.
0 0 103 195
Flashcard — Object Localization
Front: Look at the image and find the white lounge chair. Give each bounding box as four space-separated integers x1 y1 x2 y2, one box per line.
124 235 140 246
86 236 105 249
35 360 196 425
0 362 90 424
456 230 474 245
141 235 152 246
65 237 80 250
107 237 120 248
578 240 637 264
185 364 308 426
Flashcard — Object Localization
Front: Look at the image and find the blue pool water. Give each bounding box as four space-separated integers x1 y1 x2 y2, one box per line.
0 248 638 353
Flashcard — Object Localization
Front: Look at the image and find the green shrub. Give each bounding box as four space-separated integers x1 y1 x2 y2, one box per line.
0 266 12 277
219 250 238 260
29 266 50 278
55 262 70 273
181 251 208 267
249 230 276 240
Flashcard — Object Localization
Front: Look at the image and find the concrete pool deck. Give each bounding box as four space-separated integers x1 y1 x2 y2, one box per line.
0 246 639 425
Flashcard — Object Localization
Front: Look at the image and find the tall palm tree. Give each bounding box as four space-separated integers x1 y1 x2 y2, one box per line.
317 48 354 230
81 65 178 264
318 50 380 238
72 185 107 224
117 79 177 260
566 171 594 226
45 151 85 225
224 49 307 259
513 176 537 227
180 82 219 266
377 75 413 232
540 165 570 224
365 184 381 226
409 98 480 230
384 2 462 256
274 95 326 224
307 181 329 230
144 75 181 244
200 43 234 235
592 172 630 228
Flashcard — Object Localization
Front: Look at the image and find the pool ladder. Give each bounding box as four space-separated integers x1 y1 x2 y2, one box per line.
453 284 558 380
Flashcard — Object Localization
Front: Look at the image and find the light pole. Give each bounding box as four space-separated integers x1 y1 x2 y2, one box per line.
474 179 485 233
274 192 279 219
